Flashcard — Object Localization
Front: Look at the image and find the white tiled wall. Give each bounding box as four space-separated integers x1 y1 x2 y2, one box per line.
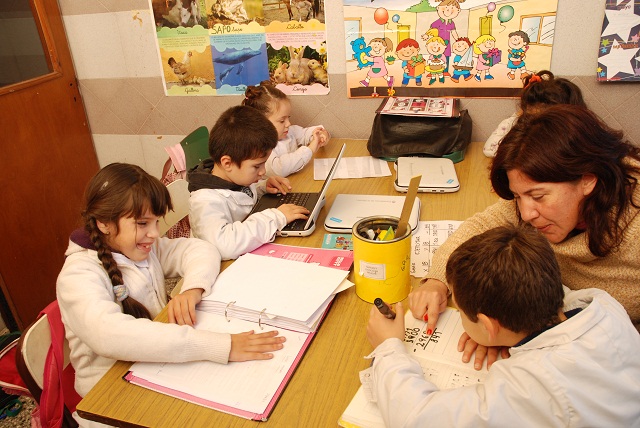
55 0 640 177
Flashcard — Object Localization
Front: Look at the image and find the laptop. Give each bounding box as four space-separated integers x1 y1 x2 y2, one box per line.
324 194 421 233
394 157 460 193
249 143 346 237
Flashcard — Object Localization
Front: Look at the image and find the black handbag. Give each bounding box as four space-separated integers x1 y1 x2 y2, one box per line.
367 108 472 162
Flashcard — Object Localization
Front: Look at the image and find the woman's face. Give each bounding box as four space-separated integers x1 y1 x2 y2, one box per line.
507 169 597 244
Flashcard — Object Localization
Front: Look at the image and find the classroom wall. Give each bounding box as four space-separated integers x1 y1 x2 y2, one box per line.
58 0 640 177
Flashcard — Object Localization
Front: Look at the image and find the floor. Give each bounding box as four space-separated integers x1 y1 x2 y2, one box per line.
0 396 35 428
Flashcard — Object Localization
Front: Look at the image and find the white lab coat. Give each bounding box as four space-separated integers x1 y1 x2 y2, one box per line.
361 288 640 427
266 124 326 177
189 181 287 260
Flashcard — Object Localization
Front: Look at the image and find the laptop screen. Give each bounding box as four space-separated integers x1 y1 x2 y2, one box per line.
303 143 346 229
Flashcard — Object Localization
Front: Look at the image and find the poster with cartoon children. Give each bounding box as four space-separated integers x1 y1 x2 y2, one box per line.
343 0 558 98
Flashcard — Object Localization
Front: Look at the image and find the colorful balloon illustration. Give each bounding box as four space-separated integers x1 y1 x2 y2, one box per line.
392 14 400 23
374 7 389 25
487 2 496 12
497 5 514 23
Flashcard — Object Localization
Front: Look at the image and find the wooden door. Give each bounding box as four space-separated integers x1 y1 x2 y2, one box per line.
0 0 99 330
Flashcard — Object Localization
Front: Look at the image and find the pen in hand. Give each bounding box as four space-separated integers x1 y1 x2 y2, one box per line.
374 298 396 320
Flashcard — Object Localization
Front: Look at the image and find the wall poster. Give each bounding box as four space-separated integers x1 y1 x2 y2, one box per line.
150 0 329 96
597 0 640 82
343 0 558 98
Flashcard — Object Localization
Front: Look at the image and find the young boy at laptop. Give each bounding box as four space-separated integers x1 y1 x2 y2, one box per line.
364 225 640 427
187 105 310 260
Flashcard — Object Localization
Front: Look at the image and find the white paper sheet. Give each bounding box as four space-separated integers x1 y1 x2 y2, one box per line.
314 157 391 180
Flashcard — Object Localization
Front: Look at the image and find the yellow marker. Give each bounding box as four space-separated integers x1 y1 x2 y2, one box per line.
383 226 395 241
377 230 387 241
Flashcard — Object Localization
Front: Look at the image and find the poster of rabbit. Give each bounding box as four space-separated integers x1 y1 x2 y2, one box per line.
151 0 329 96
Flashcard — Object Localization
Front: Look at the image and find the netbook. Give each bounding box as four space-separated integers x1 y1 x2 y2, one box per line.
394 157 460 193
324 194 421 233
249 143 346 237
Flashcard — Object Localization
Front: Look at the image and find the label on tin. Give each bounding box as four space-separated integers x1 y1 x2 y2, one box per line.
359 261 386 280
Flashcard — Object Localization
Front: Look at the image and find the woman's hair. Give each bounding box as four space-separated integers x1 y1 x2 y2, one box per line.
82 163 172 319
242 80 288 117
447 225 564 334
520 70 585 112
437 0 465 8
492 105 640 257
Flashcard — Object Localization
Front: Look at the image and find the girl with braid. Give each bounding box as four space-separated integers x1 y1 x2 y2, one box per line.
57 163 285 424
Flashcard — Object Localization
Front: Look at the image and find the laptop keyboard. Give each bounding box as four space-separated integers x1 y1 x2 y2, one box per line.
279 192 311 206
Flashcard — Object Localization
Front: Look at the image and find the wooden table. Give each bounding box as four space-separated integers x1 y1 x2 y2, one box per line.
76 140 498 427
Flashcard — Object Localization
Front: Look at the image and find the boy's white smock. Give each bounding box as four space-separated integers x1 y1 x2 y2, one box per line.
361 288 640 428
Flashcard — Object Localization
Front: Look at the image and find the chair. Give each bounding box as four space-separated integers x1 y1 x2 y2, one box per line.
16 301 81 428
161 126 209 179
159 178 190 236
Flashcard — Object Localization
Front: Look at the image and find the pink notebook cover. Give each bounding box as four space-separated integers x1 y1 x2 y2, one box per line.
250 243 353 271
124 302 333 421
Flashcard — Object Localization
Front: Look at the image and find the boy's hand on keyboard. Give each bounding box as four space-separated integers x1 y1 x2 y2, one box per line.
266 176 292 194
278 204 310 223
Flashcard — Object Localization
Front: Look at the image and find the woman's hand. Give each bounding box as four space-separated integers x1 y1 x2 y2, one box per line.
229 330 286 362
265 176 292 194
167 288 203 326
457 332 510 370
408 279 449 334
367 301 405 349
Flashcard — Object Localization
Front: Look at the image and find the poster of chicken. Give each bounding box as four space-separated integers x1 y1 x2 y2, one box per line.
344 0 558 98
151 0 328 96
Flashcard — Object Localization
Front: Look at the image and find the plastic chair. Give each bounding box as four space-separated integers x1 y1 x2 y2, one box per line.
161 126 209 179
159 179 190 237
16 302 81 428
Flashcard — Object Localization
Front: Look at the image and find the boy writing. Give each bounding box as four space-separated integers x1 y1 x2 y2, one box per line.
188 105 310 260
364 225 640 427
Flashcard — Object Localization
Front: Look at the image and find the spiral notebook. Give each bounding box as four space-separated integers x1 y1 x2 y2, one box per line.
125 254 350 420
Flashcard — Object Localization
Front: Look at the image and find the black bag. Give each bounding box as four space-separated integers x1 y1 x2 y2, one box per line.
367 109 472 162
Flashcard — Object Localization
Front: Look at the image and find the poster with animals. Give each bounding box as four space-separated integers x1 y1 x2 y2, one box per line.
344 0 558 98
151 0 329 96
597 0 640 82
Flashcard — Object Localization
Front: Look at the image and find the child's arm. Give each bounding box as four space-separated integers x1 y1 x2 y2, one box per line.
189 189 288 260
483 113 519 158
229 330 286 361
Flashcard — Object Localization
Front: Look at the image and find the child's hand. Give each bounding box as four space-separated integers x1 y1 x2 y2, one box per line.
229 330 286 361
457 332 510 370
308 128 330 153
367 301 405 349
266 176 292 194
278 204 310 223
167 288 203 326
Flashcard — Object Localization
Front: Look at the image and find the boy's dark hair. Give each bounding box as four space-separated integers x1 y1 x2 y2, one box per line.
520 70 585 112
446 225 564 334
508 30 530 45
208 105 278 166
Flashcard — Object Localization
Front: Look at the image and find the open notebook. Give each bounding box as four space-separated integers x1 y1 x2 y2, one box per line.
339 308 488 428
126 253 350 421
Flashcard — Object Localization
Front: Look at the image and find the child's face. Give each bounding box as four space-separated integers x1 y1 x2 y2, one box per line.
267 99 291 141
509 35 525 49
369 40 385 57
396 45 418 61
426 40 445 55
479 39 495 52
452 40 469 55
106 209 160 262
227 154 270 187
